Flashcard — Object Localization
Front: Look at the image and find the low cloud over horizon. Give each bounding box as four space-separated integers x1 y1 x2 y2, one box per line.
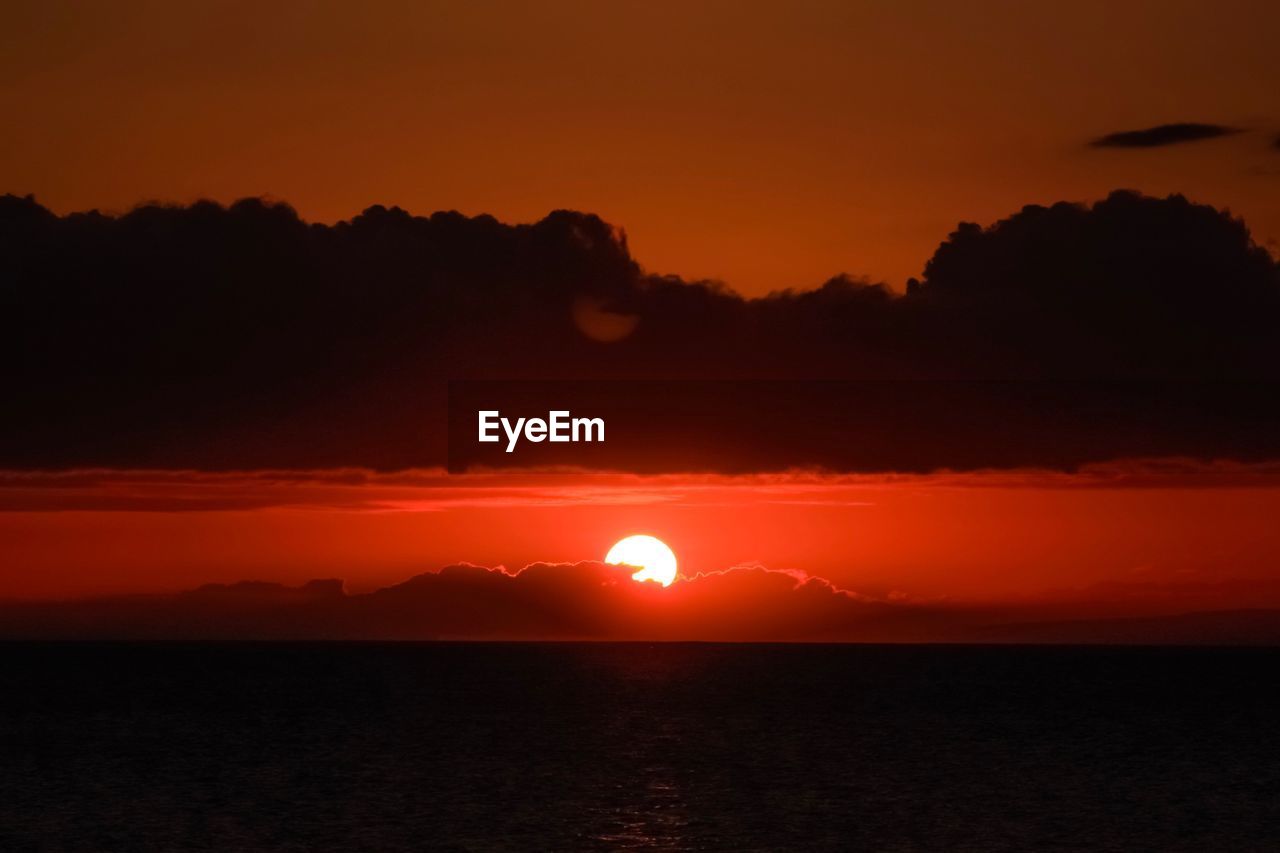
3 560 1280 645
0 561 912 641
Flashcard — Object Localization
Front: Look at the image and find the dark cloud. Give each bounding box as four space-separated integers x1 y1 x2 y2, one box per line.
2 562 1278 643
1 191 1278 472
4 461 1279 513
1089 122 1240 148
0 563 924 642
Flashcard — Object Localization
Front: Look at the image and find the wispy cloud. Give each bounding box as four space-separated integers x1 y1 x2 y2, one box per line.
1 460 1277 513
1089 122 1240 148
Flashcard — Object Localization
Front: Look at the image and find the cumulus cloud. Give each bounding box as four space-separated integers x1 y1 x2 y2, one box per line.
1089 122 1240 148
2 561 1278 643
0 562 931 642
2 191 1278 472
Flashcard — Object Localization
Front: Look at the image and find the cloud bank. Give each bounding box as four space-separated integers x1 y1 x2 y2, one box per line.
2 562 1278 644
0 562 921 642
2 191 1278 472
3 461 1280 513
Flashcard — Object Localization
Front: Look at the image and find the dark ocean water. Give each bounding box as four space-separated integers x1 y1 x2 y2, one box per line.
1 643 1276 852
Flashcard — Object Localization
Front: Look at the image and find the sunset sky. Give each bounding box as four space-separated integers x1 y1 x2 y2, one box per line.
3 1 1279 293
8 9 1280 853
3 467 1280 622
3 2 1280 642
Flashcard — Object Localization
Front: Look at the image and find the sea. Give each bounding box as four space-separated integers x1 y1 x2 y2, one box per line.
1 643 1276 851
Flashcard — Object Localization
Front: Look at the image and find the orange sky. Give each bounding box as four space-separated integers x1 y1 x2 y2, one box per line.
3 0 1279 293
4 3 1280 636
3 467 1279 613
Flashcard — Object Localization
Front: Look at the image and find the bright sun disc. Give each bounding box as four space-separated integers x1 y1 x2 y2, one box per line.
606 535 678 587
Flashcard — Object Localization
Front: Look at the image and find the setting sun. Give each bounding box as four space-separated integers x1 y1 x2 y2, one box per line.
606 535 678 587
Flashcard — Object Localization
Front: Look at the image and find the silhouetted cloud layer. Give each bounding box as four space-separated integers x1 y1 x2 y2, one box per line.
0 563 908 642
4 460 1278 512
2 562 1278 644
2 191 1278 471
1089 123 1240 147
